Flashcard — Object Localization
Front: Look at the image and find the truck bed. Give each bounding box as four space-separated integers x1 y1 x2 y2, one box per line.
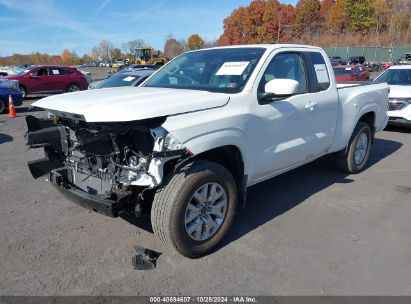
330 82 389 152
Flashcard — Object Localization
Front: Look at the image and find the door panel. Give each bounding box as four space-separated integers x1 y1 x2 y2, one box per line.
249 50 338 183
29 68 48 93
48 68 67 92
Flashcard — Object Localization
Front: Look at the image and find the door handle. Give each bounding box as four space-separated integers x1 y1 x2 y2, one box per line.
305 101 317 111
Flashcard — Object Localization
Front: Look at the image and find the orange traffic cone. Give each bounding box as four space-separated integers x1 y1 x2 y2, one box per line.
8 95 16 118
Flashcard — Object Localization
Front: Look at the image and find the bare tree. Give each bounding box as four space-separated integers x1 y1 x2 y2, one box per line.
121 39 146 55
91 47 99 60
98 39 113 60
163 34 185 59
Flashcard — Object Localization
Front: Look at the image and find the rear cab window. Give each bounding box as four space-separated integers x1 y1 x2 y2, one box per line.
303 52 331 92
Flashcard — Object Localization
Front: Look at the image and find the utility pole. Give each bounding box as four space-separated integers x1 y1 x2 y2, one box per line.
277 8 281 44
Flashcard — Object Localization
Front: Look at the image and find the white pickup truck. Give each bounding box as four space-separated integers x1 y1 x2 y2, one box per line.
26 44 389 258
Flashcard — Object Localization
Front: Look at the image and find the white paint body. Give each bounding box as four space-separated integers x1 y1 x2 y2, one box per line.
33 45 389 187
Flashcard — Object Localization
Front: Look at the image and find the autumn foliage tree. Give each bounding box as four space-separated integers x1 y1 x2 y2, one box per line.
110 48 122 60
292 0 321 38
61 49 73 65
218 0 295 45
187 34 205 50
218 0 411 46
163 36 185 58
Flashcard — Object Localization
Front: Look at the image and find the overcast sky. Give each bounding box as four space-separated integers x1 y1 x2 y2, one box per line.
0 0 298 56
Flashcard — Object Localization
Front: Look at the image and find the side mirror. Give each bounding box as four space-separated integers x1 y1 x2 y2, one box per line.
258 79 300 104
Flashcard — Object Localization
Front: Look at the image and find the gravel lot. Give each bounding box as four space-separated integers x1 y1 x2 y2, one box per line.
0 92 410 296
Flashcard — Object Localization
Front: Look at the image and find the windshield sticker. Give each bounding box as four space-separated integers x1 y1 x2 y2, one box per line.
314 64 329 83
52 69 59 74
122 76 136 82
345 68 352 71
216 61 249 76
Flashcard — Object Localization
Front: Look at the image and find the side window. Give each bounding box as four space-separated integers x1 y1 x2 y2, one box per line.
306 52 330 92
49 69 65 76
64 68 75 75
259 52 308 94
36 68 48 76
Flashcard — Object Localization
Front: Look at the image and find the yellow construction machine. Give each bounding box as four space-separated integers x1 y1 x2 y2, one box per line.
134 48 168 66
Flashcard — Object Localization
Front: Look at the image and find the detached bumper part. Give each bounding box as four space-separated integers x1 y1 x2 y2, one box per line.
25 115 68 178
50 168 120 217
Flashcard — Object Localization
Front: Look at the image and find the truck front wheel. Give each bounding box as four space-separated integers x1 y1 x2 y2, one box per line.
336 122 372 173
151 160 238 258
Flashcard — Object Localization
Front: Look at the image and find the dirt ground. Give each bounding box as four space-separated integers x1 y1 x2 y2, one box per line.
0 95 410 296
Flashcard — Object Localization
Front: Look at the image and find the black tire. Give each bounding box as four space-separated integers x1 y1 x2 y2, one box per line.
19 85 27 99
336 122 372 173
0 98 5 113
67 83 80 92
151 160 238 258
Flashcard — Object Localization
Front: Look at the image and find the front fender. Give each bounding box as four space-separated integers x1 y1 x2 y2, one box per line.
170 128 251 179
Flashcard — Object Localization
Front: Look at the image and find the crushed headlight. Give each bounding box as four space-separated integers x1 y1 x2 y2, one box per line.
163 132 185 150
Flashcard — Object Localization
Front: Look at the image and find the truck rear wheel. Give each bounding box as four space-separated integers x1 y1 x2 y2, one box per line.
151 160 238 258
336 122 372 173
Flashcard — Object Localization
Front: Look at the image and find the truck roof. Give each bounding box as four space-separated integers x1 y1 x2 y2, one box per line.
197 44 323 52
388 65 411 70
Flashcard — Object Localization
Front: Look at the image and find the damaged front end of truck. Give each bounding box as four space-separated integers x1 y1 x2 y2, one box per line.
25 115 190 217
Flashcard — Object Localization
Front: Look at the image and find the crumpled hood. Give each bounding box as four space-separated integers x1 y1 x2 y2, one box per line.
388 85 411 99
33 87 230 122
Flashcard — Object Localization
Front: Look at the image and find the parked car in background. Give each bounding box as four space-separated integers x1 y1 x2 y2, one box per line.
398 53 411 65
3 65 89 99
329 56 342 66
111 59 125 72
347 56 366 65
333 64 370 81
0 79 23 113
374 65 411 127
0 66 26 77
88 68 155 89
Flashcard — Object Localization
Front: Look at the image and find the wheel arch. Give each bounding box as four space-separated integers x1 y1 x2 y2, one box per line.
358 111 375 136
337 110 376 156
194 145 247 207
19 84 28 94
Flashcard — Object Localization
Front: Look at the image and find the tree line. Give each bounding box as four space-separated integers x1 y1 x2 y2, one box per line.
0 34 215 66
1 0 410 66
218 0 411 46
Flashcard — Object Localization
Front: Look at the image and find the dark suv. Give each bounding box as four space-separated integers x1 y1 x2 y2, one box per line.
347 56 365 65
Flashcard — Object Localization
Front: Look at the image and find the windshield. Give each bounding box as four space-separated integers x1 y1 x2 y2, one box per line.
97 73 141 88
333 67 352 76
374 69 411 85
144 47 266 93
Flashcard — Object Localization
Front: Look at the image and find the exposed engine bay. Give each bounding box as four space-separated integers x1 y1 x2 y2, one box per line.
25 115 189 217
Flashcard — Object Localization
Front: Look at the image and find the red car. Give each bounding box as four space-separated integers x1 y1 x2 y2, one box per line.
333 64 370 82
4 65 89 98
